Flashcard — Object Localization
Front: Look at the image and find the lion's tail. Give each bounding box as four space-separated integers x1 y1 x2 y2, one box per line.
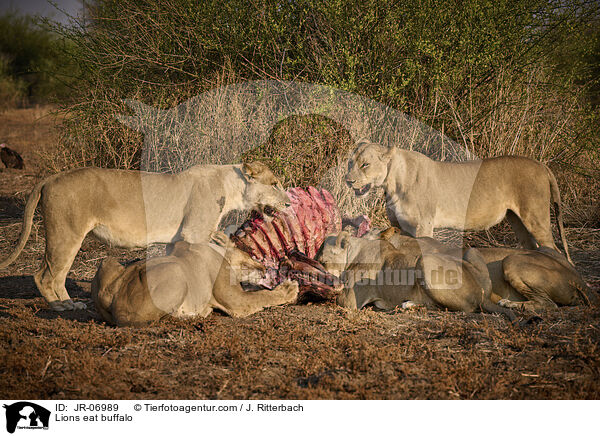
481 299 517 322
546 165 572 265
0 173 57 269
574 280 599 307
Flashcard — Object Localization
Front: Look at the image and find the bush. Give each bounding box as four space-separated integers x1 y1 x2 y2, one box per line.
0 54 26 108
44 0 600 224
0 11 76 107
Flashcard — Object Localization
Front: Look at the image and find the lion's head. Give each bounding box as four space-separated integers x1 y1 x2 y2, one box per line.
316 231 353 278
345 139 391 198
241 161 290 216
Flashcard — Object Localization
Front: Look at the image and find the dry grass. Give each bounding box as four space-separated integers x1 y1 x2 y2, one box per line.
0 106 61 174
43 75 600 229
1 297 599 399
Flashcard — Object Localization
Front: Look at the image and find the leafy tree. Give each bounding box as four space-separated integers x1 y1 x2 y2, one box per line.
0 11 75 104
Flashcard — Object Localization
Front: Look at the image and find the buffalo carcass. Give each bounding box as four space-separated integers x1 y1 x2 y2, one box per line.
231 187 370 301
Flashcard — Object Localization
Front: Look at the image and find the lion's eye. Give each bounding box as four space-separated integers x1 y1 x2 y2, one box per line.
360 162 369 169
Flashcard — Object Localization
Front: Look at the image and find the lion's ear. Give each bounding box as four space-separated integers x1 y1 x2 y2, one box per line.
242 161 267 180
336 231 351 250
355 137 371 147
242 161 280 185
378 144 395 161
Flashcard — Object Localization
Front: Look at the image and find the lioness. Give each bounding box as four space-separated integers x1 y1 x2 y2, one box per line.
316 231 516 320
345 139 571 263
378 227 592 310
0 162 289 311
92 233 299 326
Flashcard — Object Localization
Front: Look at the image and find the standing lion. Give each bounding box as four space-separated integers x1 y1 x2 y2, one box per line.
345 139 571 263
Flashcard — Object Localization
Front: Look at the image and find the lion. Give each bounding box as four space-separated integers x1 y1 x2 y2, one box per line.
316 230 516 320
344 139 572 263
0 162 289 311
91 232 298 326
316 227 591 315
378 227 593 310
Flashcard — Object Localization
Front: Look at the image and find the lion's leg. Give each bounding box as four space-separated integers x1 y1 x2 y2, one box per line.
502 252 582 307
490 292 503 304
386 206 424 237
517 208 558 252
501 254 559 310
498 298 557 311
210 280 298 317
37 226 88 311
336 287 358 310
506 210 537 250
33 266 62 310
414 221 434 238
165 242 176 256
385 206 402 228
178 206 221 245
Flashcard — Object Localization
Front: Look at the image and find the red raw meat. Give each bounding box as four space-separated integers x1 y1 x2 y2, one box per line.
230 187 368 300
320 189 342 232
282 213 303 253
288 188 313 256
270 216 292 253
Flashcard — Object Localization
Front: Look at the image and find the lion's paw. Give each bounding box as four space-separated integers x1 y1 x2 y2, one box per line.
49 301 67 312
209 231 230 247
498 299 513 308
59 299 87 311
279 280 299 302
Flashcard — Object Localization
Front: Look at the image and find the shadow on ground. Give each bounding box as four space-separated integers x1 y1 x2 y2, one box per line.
0 195 24 223
0 276 88 300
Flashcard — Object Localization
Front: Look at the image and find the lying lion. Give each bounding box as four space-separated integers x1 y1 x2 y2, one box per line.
316 230 516 320
92 232 299 326
378 227 592 310
344 139 572 263
1 162 289 311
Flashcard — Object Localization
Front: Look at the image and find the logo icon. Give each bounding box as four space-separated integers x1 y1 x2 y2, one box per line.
3 402 50 433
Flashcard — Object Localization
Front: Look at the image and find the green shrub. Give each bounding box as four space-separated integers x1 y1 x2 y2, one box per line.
0 11 76 106
43 0 600 224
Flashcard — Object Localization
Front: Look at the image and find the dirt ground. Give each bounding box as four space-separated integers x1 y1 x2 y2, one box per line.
0 107 599 399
